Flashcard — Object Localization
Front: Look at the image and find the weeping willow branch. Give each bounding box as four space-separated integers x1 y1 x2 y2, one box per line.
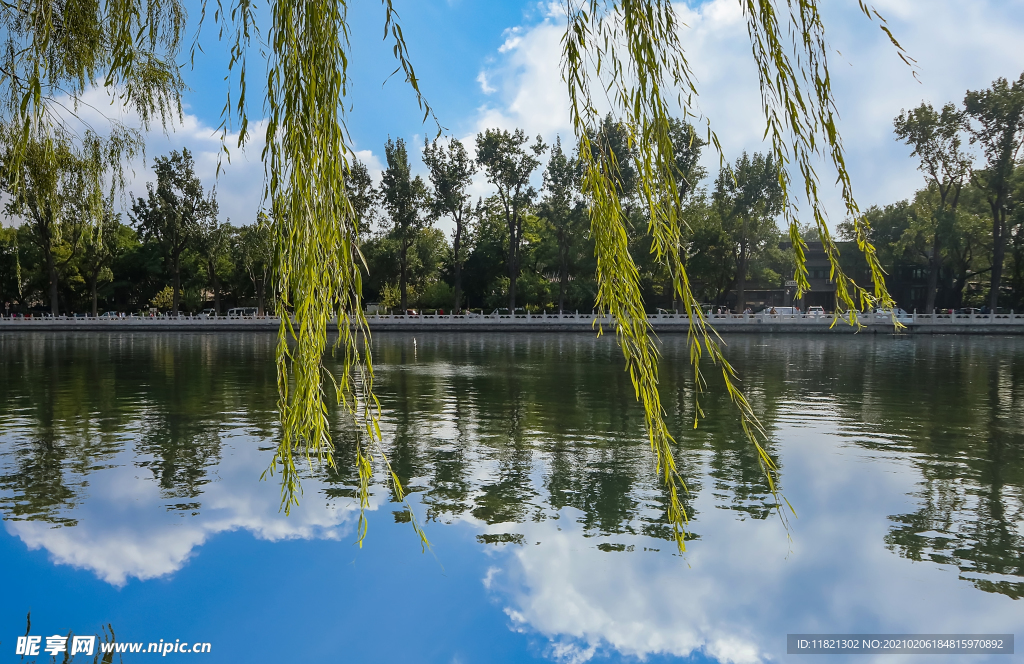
561 0 899 549
740 0 894 314
255 0 428 549
0 0 185 184
236 0 899 548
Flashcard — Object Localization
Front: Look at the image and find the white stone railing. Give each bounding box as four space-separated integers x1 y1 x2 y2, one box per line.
2 310 1022 329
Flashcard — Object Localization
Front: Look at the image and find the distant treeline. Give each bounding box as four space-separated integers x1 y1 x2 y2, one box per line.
0 116 798 316
2 72 1024 316
839 72 1024 313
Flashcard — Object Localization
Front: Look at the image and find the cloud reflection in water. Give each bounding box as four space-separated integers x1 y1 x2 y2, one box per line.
1 333 1022 664
5 432 366 586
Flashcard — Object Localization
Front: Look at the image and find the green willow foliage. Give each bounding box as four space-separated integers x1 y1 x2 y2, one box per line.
0 0 183 314
0 0 184 171
561 0 899 548
1 0 903 551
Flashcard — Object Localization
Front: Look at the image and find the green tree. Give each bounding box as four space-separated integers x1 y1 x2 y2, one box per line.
380 137 431 313
77 203 124 316
1009 172 1024 308
667 117 707 200
109 227 160 312
346 159 378 225
409 227 450 309
131 149 218 315
537 137 585 312
682 196 734 306
851 201 917 267
894 102 973 312
197 218 232 315
475 128 547 311
0 225 22 311
151 285 174 311
964 73 1024 310
713 152 785 312
423 137 475 313
462 196 508 310
237 215 274 315
0 132 102 315
945 185 994 308
665 118 708 310
840 201 917 301
591 114 638 204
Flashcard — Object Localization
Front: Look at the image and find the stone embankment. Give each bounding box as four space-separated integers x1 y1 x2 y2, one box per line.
3 311 1024 334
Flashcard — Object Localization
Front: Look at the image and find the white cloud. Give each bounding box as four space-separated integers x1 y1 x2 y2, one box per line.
36 85 268 227
477 71 497 95
354 148 385 182
6 433 374 586
481 421 1023 663
470 18 572 142
499 27 525 54
465 0 1024 225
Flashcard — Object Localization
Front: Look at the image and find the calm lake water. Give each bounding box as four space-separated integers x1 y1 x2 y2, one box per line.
1 332 1021 663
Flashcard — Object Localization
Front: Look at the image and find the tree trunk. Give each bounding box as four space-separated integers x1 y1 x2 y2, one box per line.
91 275 99 317
507 240 517 313
559 264 568 314
990 208 1005 311
172 256 181 315
558 233 569 313
1014 238 1024 310
508 217 519 312
925 230 941 313
952 261 970 310
735 245 747 313
210 261 221 314
453 225 463 314
734 218 748 313
399 241 409 313
48 255 59 316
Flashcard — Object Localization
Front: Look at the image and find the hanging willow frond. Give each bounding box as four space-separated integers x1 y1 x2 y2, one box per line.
0 0 184 178
226 0 900 548
251 0 429 549
561 0 897 549
0 0 181 284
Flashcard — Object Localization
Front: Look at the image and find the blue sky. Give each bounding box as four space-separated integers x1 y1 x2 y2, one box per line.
98 0 1024 232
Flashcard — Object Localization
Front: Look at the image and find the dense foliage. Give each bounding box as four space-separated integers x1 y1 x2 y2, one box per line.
840 72 1024 313
5 83 1024 319
1 118 795 317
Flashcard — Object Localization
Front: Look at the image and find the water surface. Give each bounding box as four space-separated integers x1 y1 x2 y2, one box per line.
1 332 1021 663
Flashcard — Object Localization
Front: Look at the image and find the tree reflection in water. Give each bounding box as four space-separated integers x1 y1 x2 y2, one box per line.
0 332 1022 600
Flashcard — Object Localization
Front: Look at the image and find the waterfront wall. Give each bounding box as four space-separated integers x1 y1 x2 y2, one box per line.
3 311 1024 334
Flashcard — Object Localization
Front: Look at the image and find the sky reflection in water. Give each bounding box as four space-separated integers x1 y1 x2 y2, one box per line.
0 332 1021 663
